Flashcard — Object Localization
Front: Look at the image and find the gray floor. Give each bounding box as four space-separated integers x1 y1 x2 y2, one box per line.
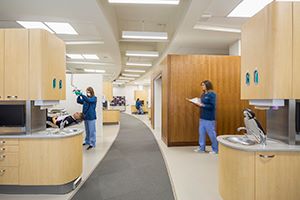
72 114 175 200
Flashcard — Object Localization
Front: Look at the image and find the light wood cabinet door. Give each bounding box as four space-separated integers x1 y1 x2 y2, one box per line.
4 29 28 100
103 82 113 101
56 38 66 100
293 3 300 98
0 30 4 100
219 144 255 200
255 152 300 200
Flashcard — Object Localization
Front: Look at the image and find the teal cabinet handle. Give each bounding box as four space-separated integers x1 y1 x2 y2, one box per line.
59 80 63 89
246 72 250 86
52 78 56 89
254 69 259 85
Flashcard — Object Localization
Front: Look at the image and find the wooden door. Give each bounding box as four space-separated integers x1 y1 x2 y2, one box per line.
4 29 28 100
293 3 300 98
0 30 4 100
255 152 300 200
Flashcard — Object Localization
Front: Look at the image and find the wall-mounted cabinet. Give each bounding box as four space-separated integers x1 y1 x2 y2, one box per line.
0 30 4 100
293 4 300 98
29 29 66 100
241 2 297 99
4 29 29 100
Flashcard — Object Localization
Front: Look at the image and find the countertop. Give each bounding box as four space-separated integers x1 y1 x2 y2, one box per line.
217 135 300 152
0 128 83 139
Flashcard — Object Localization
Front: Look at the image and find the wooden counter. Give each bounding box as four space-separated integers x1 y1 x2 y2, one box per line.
0 130 83 193
219 142 300 200
103 109 120 124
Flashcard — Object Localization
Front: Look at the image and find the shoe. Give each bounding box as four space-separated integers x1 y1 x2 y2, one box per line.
194 149 207 153
82 143 87 146
209 151 218 155
87 145 94 150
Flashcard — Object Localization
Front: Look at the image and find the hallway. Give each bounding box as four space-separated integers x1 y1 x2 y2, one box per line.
72 114 174 200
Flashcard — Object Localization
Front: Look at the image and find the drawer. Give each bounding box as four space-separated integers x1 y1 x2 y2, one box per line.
0 153 19 167
0 139 19 146
0 167 19 185
0 146 19 153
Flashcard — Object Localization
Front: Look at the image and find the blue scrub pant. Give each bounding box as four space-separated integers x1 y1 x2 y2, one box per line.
84 120 96 147
199 119 219 153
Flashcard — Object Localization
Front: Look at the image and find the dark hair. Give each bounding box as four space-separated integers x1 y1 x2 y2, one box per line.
201 80 213 91
86 87 95 97
137 98 140 101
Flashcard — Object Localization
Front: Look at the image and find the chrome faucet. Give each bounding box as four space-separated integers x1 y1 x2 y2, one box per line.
239 109 267 145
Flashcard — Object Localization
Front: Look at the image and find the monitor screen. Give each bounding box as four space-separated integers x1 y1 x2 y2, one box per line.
0 105 26 127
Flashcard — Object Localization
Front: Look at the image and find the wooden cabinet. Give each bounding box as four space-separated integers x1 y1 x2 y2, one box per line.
4 29 29 100
103 110 120 124
255 152 300 200
293 3 300 98
103 82 113 102
29 29 66 100
241 2 294 99
134 90 148 102
0 30 4 100
219 143 300 200
219 144 255 200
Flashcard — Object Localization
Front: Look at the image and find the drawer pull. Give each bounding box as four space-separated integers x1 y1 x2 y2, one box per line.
7 96 18 99
0 148 5 151
0 155 6 160
0 141 6 145
259 154 275 159
0 169 6 175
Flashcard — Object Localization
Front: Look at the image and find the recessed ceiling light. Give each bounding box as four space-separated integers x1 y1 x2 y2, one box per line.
84 69 106 73
82 54 99 60
126 62 152 67
108 0 179 5
16 21 54 33
126 50 159 57
67 61 113 66
45 22 78 35
65 41 104 45
227 0 272 18
119 76 135 80
124 69 146 73
66 54 84 59
193 24 241 33
122 31 168 40
122 73 141 77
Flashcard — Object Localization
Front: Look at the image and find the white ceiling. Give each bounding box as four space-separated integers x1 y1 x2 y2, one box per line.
0 0 250 83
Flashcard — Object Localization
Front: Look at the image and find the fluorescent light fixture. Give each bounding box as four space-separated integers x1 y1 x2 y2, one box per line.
66 54 84 59
193 24 241 33
65 41 104 45
124 69 146 73
126 50 159 57
119 76 135 80
16 21 54 33
82 54 99 60
126 62 152 67
228 0 272 18
122 73 141 77
67 61 113 66
122 31 168 40
108 0 179 4
84 69 106 73
276 0 300 1
45 22 78 35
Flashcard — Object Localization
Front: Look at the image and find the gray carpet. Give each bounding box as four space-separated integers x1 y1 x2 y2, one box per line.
72 114 175 200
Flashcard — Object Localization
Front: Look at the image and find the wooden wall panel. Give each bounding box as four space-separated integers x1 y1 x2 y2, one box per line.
293 3 300 98
160 55 266 146
103 81 113 102
161 57 169 144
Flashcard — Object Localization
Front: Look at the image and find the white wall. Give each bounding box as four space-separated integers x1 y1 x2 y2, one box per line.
154 78 162 131
229 40 241 56
57 74 103 134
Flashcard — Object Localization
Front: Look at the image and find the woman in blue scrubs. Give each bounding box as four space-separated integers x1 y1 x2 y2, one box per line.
77 87 97 150
195 80 218 154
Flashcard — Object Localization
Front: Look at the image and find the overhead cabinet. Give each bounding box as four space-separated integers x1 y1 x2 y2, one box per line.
241 2 299 99
0 29 66 101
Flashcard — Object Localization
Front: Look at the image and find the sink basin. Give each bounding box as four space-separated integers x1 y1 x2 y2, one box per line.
224 136 257 146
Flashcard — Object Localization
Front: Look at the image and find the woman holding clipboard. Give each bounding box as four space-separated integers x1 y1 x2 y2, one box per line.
187 80 218 154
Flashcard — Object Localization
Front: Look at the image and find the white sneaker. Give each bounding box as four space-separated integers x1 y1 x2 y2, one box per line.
209 151 218 155
194 149 207 153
